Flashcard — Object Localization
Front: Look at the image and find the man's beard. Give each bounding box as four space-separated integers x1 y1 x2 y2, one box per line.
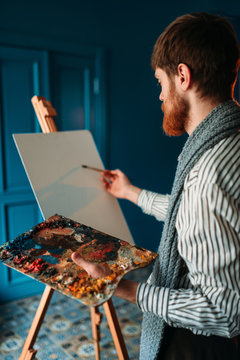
162 85 189 136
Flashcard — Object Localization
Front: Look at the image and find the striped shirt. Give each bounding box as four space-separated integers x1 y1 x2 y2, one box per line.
137 132 240 338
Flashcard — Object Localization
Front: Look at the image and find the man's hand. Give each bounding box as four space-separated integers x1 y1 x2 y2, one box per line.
102 169 142 204
71 252 112 278
71 251 138 303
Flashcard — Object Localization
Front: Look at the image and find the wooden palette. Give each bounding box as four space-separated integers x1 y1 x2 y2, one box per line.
0 215 157 306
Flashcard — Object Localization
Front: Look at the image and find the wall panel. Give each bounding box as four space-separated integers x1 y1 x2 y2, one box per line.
0 46 49 302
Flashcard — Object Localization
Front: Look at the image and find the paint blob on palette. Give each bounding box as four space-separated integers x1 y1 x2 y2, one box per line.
0 215 158 306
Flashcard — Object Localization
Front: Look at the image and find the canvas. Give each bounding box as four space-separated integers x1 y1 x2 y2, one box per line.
0 215 157 306
13 130 133 244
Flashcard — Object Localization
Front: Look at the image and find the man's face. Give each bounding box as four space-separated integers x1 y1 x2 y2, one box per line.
155 68 189 136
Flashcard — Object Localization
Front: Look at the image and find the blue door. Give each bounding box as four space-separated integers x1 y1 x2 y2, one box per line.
0 45 106 303
0 46 50 302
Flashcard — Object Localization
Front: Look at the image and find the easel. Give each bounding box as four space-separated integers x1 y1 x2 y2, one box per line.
19 96 129 360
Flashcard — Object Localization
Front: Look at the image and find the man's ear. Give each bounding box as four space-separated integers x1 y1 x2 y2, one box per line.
176 63 192 91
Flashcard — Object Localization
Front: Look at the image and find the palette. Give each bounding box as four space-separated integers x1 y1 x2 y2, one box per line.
0 215 157 306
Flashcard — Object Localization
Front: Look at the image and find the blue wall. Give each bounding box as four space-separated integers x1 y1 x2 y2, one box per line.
0 1 240 252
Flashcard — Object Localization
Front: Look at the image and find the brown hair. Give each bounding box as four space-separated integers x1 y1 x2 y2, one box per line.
151 12 240 101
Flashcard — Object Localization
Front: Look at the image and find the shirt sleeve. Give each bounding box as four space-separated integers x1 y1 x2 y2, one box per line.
137 190 170 222
137 183 240 338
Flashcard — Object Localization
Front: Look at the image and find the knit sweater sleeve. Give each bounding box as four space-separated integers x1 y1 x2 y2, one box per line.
137 190 170 221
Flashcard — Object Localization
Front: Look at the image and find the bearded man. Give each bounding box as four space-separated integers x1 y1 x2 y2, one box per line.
72 12 240 359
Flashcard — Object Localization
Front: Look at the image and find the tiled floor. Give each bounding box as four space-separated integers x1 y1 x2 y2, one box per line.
0 266 152 360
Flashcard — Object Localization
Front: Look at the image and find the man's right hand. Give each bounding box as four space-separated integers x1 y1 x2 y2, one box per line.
101 169 142 204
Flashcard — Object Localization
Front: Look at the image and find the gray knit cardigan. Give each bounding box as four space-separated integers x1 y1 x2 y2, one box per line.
139 100 240 360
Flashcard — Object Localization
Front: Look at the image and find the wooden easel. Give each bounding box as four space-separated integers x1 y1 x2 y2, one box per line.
19 96 129 360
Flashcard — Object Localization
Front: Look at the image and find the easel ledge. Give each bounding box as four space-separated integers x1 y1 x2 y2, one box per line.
19 96 129 360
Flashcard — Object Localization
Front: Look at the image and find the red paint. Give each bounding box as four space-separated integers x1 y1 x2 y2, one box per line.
87 244 116 260
120 240 128 246
13 255 29 264
88 249 108 259
24 258 45 272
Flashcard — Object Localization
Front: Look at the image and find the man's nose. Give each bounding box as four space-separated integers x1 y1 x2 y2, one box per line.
159 92 164 101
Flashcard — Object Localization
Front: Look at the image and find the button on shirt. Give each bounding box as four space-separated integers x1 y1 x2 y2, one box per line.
137 133 240 338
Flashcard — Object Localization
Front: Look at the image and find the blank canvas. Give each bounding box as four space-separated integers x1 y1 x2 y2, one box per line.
13 130 133 244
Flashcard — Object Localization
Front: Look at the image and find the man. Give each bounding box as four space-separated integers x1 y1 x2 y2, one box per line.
72 12 240 359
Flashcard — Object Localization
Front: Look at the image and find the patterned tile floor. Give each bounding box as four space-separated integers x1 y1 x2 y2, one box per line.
0 266 152 360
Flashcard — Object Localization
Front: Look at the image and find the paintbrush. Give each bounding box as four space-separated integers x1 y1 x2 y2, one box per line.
82 165 112 183
82 164 105 172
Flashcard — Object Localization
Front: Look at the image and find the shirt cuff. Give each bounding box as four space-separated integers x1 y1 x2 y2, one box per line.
137 190 158 214
136 282 170 322
137 190 170 221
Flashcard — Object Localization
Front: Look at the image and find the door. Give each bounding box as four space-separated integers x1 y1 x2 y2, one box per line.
0 45 107 302
0 46 50 302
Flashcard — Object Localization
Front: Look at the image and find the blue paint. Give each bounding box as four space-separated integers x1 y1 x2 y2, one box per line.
40 255 60 265
8 234 43 251
48 248 65 255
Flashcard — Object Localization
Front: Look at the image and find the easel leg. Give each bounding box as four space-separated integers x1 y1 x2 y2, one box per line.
91 306 103 360
103 299 129 360
23 349 37 360
19 285 54 360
